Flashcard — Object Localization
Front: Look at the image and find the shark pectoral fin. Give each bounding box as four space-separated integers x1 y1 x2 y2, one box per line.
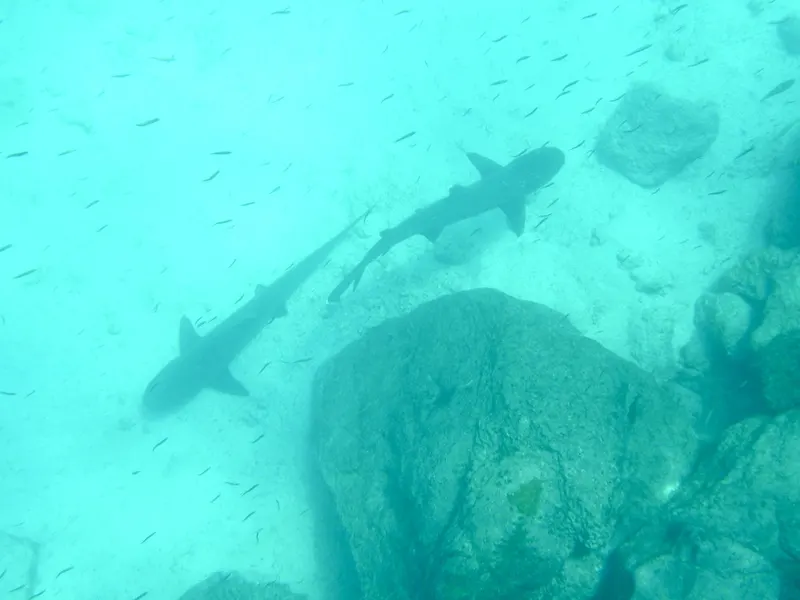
449 184 466 195
423 226 444 242
466 152 502 178
209 368 250 397
501 200 527 236
179 316 201 354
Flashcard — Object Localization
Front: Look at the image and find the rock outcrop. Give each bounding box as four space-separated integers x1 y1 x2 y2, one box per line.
311 288 700 600
595 82 719 188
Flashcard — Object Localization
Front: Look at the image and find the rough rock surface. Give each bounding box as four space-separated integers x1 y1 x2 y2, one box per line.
312 288 699 600
177 572 306 600
765 159 800 249
595 82 719 188
619 413 800 600
777 15 800 55
694 292 753 358
686 247 800 412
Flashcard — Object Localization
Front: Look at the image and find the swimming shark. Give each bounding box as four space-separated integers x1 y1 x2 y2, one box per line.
327 146 565 302
142 211 368 416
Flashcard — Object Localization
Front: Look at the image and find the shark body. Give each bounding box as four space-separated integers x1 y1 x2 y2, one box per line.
142 211 366 415
328 146 565 302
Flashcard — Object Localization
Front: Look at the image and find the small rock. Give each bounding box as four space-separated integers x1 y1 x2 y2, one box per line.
595 82 719 188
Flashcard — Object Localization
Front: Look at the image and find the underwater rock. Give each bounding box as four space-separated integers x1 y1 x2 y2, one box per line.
777 15 800 55
750 255 800 411
311 288 699 600
618 413 799 600
177 572 306 600
681 247 800 412
764 151 800 249
595 82 719 188
616 248 673 295
694 292 753 358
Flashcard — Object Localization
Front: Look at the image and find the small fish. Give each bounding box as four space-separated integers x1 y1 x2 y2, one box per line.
394 131 416 143
241 484 259 496
136 118 160 127
0 243 11 253
625 44 652 57
203 170 220 182
735 145 755 159
210 150 232 155
761 79 794 102
141 531 156 544
6 151 28 158
151 437 168 451
12 269 37 280
56 566 74 579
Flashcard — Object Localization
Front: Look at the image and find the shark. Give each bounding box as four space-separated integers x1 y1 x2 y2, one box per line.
327 146 565 302
141 210 368 416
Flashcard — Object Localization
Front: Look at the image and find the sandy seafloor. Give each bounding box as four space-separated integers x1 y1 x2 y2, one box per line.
0 0 797 598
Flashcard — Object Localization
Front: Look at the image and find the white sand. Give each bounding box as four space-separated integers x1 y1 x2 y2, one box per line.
0 0 796 598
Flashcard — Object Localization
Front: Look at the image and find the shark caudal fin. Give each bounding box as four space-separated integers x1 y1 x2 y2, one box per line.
178 316 249 397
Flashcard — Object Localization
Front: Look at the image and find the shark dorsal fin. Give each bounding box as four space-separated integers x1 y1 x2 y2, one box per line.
209 367 249 397
466 152 502 178
179 316 201 354
501 199 526 236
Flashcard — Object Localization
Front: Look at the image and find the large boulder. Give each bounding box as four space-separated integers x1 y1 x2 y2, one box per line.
595 82 719 188
311 288 699 600
177 572 306 600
